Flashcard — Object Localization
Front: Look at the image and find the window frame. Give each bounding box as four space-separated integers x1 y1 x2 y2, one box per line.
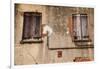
21 12 43 44
72 14 89 41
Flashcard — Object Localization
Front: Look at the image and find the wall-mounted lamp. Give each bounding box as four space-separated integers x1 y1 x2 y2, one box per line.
66 28 69 35
88 41 92 45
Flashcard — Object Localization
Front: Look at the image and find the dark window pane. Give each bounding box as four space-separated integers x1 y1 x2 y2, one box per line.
34 16 41 38
23 14 32 39
22 12 42 40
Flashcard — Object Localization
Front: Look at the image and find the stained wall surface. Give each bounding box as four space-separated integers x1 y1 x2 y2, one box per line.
14 4 94 65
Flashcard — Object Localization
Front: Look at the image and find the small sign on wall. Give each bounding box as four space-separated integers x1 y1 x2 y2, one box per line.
57 51 62 58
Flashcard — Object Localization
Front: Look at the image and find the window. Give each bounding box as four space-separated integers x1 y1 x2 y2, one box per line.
72 14 89 41
21 12 42 43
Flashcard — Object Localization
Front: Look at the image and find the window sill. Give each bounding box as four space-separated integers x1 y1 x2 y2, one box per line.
20 39 43 44
73 39 91 42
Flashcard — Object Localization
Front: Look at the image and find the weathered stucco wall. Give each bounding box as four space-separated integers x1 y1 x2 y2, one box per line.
15 4 94 65
14 4 48 65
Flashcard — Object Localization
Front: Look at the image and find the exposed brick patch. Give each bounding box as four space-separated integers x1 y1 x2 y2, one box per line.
73 57 91 62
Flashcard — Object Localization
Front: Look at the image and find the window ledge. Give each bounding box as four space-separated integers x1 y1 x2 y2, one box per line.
73 39 91 42
20 39 43 44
